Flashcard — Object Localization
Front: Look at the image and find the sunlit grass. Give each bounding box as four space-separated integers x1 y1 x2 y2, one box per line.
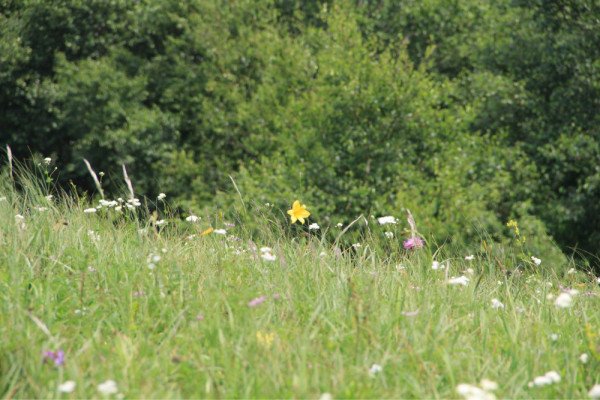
1 167 599 399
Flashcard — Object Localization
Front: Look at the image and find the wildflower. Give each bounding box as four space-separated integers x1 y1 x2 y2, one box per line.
432 261 444 270
456 383 496 400
465 254 475 260
15 214 24 220
336 223 343 228
533 376 552 387
308 223 320 230
384 232 394 239
287 200 310 224
157 193 166 200
550 333 558 341
368 363 383 374
352 243 361 248
531 256 541 265
214 228 227 234
37 207 48 212
401 310 419 317
45 195 53 201
403 237 424 250
196 315 204 321
261 251 276 261
186 215 200 222
84 208 97 213
448 276 470 286
43 350 65 366
491 299 504 309
43 157 52 165
115 206 122 212
377 216 396 225
201 228 214 236
567 268 576 274
554 292 573 308
480 379 498 392
589 384 600 399
88 266 96 273
319 393 333 400
0 196 6 202
248 296 266 307
580 353 589 363
58 380 76 393
256 331 275 349
156 219 167 227
545 371 560 383
97 380 118 395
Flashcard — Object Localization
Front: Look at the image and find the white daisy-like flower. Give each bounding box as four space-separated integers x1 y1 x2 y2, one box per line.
309 223 320 230
448 276 470 286
384 231 394 239
336 223 343 228
157 193 166 200
45 195 53 201
567 268 576 274
432 261 443 270
377 216 396 225
155 219 167 227
213 229 227 235
84 208 97 213
465 254 475 260
554 292 573 308
43 157 52 165
368 363 383 374
580 353 589 363
15 214 25 220
185 215 200 222
531 256 541 265
58 380 76 393
491 299 504 309
97 380 118 395
0 196 7 202
550 333 558 341
352 243 361 248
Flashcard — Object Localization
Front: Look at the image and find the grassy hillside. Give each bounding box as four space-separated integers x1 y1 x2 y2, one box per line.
1 164 599 398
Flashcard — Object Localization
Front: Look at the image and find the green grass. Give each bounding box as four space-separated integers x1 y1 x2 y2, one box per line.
1 171 599 399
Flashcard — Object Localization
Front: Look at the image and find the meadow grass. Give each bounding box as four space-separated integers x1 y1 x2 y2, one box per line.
1 168 599 399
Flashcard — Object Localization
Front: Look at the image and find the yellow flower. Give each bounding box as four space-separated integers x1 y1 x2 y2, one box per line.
287 200 310 224
256 331 275 349
201 228 214 236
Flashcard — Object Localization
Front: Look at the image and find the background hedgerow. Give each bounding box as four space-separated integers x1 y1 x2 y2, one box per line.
1 0 599 265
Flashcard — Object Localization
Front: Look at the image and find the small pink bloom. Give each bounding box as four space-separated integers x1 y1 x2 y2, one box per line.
403 237 424 250
247 296 266 307
196 315 204 321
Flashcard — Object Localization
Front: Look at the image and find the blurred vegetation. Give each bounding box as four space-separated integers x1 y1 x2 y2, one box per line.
1 0 598 264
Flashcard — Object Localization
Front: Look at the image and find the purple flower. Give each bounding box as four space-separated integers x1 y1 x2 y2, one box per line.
43 350 65 366
272 294 280 300
403 237 424 250
247 296 266 307
196 315 204 321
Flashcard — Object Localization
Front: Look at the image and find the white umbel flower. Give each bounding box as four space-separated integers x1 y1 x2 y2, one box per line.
97 380 118 395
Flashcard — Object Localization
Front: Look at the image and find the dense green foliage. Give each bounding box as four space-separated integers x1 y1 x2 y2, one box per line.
1 0 598 262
